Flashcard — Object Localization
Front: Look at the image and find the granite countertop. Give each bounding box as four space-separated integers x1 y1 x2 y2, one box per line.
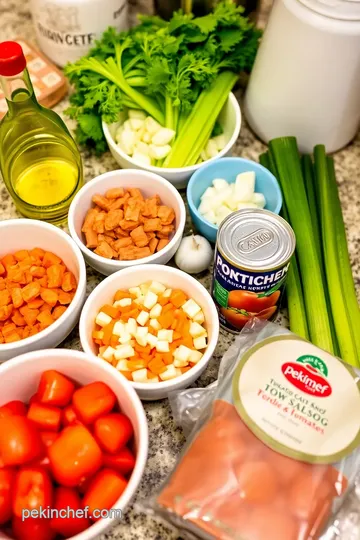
1 0 360 538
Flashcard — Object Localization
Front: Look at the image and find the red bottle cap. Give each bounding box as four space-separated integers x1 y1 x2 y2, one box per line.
0 41 27 77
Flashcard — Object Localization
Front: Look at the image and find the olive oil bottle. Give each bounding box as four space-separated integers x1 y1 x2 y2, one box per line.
0 41 83 223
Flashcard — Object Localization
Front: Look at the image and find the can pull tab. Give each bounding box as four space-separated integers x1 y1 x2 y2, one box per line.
237 228 274 254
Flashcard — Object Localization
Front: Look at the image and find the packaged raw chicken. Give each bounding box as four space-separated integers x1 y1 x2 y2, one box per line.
149 320 360 540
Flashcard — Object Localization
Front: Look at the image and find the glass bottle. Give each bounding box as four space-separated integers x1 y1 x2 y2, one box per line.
0 41 83 223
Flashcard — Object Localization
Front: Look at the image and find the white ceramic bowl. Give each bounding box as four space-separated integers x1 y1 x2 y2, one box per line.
79 265 219 400
0 348 148 540
68 170 186 277
102 93 242 190
0 219 86 363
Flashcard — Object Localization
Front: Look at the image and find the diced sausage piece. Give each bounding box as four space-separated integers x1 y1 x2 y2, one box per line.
94 241 117 259
85 229 99 249
105 210 123 231
113 238 133 251
118 246 151 261
143 218 162 232
157 225 175 238
142 197 159 218
82 208 99 232
157 239 170 252
119 220 139 231
105 187 125 199
114 227 130 238
124 204 141 223
129 188 144 200
93 213 106 234
92 194 111 211
149 238 159 254
130 226 150 248
158 206 176 225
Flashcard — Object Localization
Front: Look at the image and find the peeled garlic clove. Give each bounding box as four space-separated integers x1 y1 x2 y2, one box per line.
132 150 152 166
145 116 162 135
129 118 145 131
149 144 172 160
128 109 147 120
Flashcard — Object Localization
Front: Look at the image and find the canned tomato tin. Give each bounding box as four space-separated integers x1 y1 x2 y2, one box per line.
212 209 296 333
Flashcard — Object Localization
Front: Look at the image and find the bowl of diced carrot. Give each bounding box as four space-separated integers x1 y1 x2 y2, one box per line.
68 169 187 276
79 265 219 400
0 219 87 362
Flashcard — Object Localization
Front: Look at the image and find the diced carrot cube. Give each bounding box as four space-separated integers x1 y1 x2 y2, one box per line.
105 187 125 200
2 323 16 337
170 289 188 308
29 248 45 260
11 309 26 327
158 311 174 330
127 359 147 371
40 303 52 313
37 277 48 288
119 371 133 381
158 296 169 306
149 238 159 254
0 289 10 307
14 250 29 262
37 311 54 328
62 272 77 292
30 266 46 278
0 263 5 276
100 305 119 319
6 267 25 284
27 298 44 309
4 332 21 343
0 304 13 322
24 271 33 284
130 226 149 248
21 281 41 303
57 291 72 305
114 290 135 301
163 352 174 365
1 254 16 268
181 367 192 374
19 306 39 326
85 229 99 249
102 320 116 346
47 264 65 288
42 251 62 268
110 335 119 348
148 357 167 375
53 306 67 320
40 289 58 307
134 344 152 355
143 218 162 232
129 188 144 200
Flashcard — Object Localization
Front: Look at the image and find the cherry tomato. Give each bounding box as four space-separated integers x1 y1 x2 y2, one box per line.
50 487 90 537
48 425 102 487
0 401 27 419
37 370 75 408
39 432 59 450
94 414 133 454
29 394 39 405
0 468 15 525
228 290 280 314
62 405 82 427
72 382 116 424
12 467 53 518
0 416 43 466
27 403 61 432
103 447 136 476
12 516 55 540
83 468 128 521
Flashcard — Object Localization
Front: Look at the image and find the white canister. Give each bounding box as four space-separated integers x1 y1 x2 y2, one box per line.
244 0 360 153
31 0 128 67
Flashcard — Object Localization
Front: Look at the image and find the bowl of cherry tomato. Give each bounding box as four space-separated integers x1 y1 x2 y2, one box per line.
0 349 148 540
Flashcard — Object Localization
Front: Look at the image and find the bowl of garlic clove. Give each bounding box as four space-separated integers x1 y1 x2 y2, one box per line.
102 93 241 190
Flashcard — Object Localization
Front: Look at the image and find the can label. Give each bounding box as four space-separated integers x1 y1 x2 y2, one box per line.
212 250 290 333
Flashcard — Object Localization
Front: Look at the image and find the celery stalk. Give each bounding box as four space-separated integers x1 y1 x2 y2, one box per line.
314 146 359 366
302 154 339 354
260 152 309 340
164 71 237 168
269 138 334 353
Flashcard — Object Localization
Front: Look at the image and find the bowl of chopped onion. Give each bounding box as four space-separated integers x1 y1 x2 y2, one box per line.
102 93 241 190
187 157 283 243
79 264 219 401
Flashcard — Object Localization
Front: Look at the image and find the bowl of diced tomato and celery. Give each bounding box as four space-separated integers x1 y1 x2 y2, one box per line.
79 265 220 401
0 349 148 540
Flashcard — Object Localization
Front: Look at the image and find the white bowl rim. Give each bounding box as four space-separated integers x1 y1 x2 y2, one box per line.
0 348 149 540
102 93 241 175
0 219 87 353
68 170 187 270
79 264 220 392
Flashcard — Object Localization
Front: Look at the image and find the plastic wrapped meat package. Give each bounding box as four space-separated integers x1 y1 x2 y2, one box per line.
146 320 360 540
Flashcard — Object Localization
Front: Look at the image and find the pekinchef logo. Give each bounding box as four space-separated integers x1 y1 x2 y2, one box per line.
281 354 332 397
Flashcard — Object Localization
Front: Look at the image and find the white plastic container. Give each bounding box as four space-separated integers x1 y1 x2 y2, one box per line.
30 0 128 67
244 0 360 153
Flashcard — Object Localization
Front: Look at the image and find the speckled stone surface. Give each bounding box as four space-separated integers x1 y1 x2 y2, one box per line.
0 0 359 538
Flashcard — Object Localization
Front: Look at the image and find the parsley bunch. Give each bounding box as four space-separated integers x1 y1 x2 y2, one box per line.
65 0 261 161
